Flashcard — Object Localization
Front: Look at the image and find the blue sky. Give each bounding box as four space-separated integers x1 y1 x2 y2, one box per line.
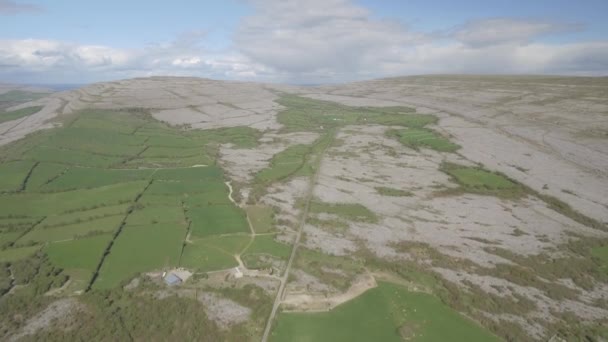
1 0 607 83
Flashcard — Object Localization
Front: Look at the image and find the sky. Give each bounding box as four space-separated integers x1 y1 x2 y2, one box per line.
1 0 607 84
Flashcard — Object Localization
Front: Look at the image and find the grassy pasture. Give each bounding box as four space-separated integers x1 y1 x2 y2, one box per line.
93 223 186 289
276 95 428 132
256 145 310 183
46 127 146 156
0 231 22 246
180 240 238 272
46 233 113 285
24 146 124 167
271 282 499 342
375 186 413 197
0 90 47 103
138 193 184 206
0 106 43 124
197 234 251 255
41 204 130 228
25 162 66 190
0 181 145 216
187 205 249 238
0 245 41 262
309 201 377 223
246 205 275 233
387 128 460 152
151 166 223 181
17 215 123 244
126 206 185 225
0 160 35 192
141 146 205 158
441 163 522 198
184 191 232 206
592 246 608 275
43 167 154 190
146 181 209 195
242 234 291 269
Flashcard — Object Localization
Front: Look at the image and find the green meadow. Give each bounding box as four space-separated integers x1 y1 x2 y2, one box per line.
271 282 499 342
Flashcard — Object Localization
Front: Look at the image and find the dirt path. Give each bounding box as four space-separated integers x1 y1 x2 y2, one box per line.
261 131 335 342
281 273 377 312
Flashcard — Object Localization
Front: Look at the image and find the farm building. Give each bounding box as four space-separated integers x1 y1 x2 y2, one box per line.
164 273 182 286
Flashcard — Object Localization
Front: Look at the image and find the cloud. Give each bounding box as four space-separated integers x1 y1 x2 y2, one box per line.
0 0 43 14
236 0 428 75
0 37 268 83
0 0 607 83
451 18 583 47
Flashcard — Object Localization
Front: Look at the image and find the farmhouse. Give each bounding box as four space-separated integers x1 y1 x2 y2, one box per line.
164 273 182 286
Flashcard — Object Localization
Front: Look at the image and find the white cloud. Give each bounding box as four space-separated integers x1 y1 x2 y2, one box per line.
451 18 582 47
0 0 607 83
0 0 43 14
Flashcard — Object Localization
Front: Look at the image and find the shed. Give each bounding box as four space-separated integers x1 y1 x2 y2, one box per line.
164 273 182 286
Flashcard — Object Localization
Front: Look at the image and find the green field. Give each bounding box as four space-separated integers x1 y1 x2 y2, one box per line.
271 282 499 342
0 245 41 262
242 234 291 269
94 223 186 289
180 240 238 272
441 163 522 197
42 167 154 190
0 181 145 216
46 233 114 290
309 201 377 223
0 160 35 192
0 106 43 124
247 205 275 233
256 144 310 183
126 205 185 225
592 246 608 275
187 205 249 238
25 162 67 190
17 215 123 244
387 128 460 152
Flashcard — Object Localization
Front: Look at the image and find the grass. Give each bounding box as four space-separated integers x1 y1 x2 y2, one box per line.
271 282 499 342
247 205 275 233
187 205 249 238
197 234 251 255
441 163 523 198
25 162 66 190
0 245 41 262
17 215 123 244
0 90 48 103
256 144 310 183
40 204 130 228
275 95 429 132
294 247 363 291
591 245 608 275
180 240 238 272
23 146 124 168
46 233 113 270
126 205 185 225
387 128 460 152
242 234 292 269
375 186 413 197
0 106 43 124
93 223 186 289
0 181 146 216
309 201 377 223
42 167 154 190
0 160 35 192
